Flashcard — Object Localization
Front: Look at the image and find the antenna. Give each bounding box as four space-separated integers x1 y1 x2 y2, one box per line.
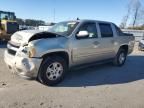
53 8 55 22
53 0 56 22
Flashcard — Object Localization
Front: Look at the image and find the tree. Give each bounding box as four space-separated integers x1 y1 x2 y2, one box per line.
120 0 132 29
16 18 47 26
120 0 143 28
120 16 129 29
131 0 141 27
16 18 25 25
25 19 45 26
120 0 133 28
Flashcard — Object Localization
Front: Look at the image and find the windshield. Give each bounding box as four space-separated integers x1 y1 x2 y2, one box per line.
0 11 16 20
48 21 79 36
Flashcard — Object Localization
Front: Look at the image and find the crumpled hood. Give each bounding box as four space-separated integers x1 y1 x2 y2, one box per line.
11 30 43 44
10 30 59 45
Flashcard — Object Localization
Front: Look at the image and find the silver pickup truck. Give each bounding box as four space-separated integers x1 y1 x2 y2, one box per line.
4 20 135 86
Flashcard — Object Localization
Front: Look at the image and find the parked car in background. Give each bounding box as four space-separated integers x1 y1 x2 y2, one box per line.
138 39 144 51
38 25 53 31
4 20 135 86
38 23 56 31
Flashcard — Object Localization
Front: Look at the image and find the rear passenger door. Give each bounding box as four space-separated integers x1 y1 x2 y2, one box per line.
97 23 116 60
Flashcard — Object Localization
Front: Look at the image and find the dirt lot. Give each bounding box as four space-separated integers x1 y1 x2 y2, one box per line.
0 43 144 108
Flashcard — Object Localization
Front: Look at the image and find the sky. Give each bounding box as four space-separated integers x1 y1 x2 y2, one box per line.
0 0 144 25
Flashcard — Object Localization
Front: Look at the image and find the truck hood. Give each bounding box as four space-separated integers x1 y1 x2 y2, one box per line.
10 30 61 45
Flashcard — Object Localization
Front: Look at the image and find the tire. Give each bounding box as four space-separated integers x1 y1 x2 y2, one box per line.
113 49 127 67
38 56 67 86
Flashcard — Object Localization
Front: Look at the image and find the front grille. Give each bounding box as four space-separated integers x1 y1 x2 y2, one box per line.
7 49 16 55
7 41 20 56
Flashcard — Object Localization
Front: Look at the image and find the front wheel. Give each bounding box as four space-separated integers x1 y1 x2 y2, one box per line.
38 56 67 86
113 49 127 66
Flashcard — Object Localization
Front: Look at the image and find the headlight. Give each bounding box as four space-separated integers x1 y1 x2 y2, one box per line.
28 46 36 58
22 44 36 58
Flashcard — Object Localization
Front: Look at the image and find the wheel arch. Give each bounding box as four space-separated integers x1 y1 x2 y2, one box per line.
42 51 69 67
119 44 129 54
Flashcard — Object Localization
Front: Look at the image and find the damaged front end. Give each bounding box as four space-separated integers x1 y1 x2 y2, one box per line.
4 30 61 79
4 42 42 79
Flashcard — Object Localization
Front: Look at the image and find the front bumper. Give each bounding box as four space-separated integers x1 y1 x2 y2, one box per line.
4 50 42 79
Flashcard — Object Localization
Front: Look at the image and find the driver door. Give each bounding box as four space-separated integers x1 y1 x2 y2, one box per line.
71 22 101 65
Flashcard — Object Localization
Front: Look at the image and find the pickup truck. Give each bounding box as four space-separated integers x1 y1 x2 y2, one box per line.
4 20 135 86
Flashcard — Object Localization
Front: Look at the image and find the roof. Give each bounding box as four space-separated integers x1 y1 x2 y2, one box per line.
60 19 113 24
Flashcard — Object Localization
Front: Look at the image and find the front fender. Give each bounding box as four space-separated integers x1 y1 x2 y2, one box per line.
40 49 70 58
30 37 70 58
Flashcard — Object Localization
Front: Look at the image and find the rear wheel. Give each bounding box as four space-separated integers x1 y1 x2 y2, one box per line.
113 49 127 66
38 56 67 86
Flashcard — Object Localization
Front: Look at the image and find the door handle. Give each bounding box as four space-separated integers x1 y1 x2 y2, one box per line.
111 40 115 43
111 40 118 45
93 41 100 45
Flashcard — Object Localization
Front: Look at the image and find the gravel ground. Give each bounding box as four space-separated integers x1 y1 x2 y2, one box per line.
0 42 144 108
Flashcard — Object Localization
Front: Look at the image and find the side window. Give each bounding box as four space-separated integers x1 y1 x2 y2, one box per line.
115 25 124 36
78 22 98 38
99 23 113 38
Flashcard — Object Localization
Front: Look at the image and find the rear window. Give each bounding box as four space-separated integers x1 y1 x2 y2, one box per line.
99 23 113 38
115 25 124 36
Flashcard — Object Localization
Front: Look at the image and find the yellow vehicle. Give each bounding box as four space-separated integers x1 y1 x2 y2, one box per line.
0 11 19 40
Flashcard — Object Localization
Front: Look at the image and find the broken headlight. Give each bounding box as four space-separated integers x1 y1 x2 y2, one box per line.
22 44 36 58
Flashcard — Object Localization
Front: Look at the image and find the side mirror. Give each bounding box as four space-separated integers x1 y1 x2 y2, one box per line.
77 31 89 38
